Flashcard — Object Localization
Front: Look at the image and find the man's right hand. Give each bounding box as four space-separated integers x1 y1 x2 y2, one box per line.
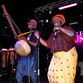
34 31 40 39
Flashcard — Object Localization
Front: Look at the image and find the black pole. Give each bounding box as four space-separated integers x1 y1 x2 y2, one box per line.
37 21 44 83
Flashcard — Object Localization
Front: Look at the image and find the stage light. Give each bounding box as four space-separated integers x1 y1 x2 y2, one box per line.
4 26 7 28
59 3 77 10
46 19 49 23
49 11 52 14
69 22 78 25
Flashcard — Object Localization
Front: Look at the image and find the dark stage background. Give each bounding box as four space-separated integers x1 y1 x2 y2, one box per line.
0 0 83 82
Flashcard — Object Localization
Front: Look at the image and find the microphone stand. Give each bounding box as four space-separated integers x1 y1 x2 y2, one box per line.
37 21 44 83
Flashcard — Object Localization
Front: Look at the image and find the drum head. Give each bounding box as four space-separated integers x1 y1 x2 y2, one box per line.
1 48 8 52
8 48 15 52
14 40 31 56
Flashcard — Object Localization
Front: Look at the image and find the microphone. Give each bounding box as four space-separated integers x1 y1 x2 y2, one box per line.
38 20 43 23
53 29 61 36
38 19 49 23
54 30 57 36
